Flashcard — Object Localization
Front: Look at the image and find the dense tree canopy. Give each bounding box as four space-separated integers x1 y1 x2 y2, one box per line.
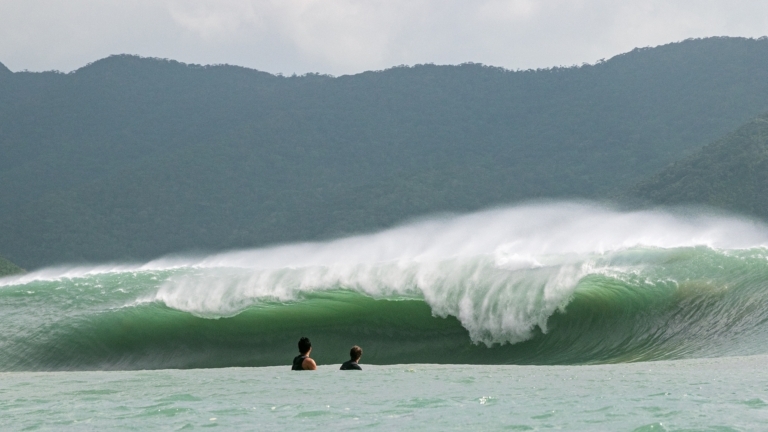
2 37 768 268
0 255 23 277
626 113 768 218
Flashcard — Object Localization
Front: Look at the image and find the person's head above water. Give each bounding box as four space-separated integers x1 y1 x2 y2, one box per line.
350 345 362 362
298 337 312 355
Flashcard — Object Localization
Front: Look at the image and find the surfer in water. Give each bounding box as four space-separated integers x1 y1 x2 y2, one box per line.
340 345 363 370
292 337 317 370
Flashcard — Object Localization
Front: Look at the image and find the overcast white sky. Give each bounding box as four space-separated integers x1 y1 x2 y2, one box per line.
1 0 767 75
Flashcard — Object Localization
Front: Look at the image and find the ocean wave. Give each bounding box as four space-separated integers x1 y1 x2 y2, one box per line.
2 202 768 370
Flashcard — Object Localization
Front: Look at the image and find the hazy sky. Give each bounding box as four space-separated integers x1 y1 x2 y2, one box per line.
1 0 767 75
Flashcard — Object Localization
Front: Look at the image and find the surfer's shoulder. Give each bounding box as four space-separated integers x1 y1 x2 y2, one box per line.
302 357 317 370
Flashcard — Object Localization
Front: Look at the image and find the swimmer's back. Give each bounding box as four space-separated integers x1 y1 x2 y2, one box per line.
292 355 307 370
340 360 362 370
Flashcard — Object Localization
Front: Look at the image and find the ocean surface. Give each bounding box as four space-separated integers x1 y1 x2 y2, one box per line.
2 202 768 429
3 357 768 430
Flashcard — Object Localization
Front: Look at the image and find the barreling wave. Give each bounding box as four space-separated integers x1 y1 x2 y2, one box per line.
2 202 768 371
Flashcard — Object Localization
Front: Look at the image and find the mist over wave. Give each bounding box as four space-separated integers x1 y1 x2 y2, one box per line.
3 202 768 370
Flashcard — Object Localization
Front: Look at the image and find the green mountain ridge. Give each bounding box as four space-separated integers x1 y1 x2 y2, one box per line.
3 37 768 268
626 113 768 218
0 255 23 277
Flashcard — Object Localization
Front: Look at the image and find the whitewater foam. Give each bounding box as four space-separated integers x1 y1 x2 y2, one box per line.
124 203 768 345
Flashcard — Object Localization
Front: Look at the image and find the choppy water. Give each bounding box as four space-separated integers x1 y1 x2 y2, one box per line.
2 357 768 430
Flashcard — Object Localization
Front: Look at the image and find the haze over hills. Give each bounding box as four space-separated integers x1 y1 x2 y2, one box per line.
627 113 768 218
2 36 768 268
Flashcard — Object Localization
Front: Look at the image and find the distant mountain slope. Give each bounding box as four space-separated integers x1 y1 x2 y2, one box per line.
626 113 768 218
3 37 768 268
0 255 23 277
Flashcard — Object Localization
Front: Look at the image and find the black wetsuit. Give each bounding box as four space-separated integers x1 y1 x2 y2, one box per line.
292 355 308 370
340 360 362 370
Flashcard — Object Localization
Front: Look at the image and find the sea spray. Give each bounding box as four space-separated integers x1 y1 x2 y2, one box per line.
2 202 768 370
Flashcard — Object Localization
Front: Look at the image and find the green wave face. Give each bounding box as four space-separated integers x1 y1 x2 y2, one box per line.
1 246 768 371
3 204 768 370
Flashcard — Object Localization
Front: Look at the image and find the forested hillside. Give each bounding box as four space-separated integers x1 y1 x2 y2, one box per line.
0 256 23 277
627 113 768 217
2 37 768 268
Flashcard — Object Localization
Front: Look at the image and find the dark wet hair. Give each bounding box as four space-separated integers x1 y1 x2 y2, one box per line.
350 345 362 361
298 337 312 354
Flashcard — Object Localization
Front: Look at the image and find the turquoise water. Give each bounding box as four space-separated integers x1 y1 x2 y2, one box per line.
3 357 768 430
3 203 768 429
